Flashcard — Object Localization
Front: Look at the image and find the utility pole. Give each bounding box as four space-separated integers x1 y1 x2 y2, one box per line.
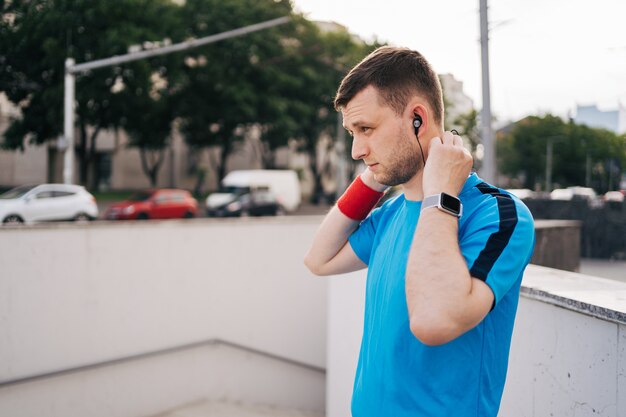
585 153 591 187
545 137 554 192
335 112 348 195
63 58 75 184
479 0 495 184
545 136 565 192
62 16 290 184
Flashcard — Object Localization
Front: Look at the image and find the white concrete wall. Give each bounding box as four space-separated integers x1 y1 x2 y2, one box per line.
326 263 626 417
2 218 625 417
0 217 326 417
326 270 366 417
0 342 325 417
501 297 624 416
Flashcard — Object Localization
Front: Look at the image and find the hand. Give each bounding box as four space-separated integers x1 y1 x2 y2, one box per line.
360 166 389 193
422 131 473 197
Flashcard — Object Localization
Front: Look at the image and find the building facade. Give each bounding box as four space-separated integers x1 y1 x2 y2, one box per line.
574 103 626 134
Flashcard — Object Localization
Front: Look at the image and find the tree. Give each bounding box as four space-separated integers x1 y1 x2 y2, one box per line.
174 1 380 197
452 109 482 172
264 19 380 202
122 72 176 187
497 114 626 192
0 0 181 189
173 0 294 190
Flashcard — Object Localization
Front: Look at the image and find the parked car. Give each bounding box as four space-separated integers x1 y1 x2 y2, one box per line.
603 190 625 202
104 189 197 220
550 186 597 201
206 187 284 217
506 188 537 200
0 183 98 225
216 170 301 212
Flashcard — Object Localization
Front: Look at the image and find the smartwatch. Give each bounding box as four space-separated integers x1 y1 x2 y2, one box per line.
421 193 463 218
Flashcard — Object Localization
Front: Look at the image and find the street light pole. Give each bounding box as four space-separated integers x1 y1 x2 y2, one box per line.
63 58 75 185
335 112 348 195
62 16 290 184
479 0 495 184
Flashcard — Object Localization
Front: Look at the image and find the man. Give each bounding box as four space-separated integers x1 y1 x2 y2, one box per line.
304 46 535 417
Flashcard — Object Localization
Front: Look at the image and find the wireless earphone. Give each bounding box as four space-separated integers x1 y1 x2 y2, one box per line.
413 114 426 166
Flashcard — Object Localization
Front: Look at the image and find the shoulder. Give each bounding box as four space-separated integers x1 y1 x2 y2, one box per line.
370 190 405 216
459 175 534 237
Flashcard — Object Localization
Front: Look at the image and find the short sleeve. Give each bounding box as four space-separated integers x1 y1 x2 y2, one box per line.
460 195 535 306
348 205 385 266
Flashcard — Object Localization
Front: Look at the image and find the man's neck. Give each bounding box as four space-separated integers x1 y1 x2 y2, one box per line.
401 170 425 201
401 127 444 201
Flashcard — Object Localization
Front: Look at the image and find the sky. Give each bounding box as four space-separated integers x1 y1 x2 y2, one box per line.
292 0 626 124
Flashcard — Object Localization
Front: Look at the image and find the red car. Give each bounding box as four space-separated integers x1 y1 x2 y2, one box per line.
105 189 198 220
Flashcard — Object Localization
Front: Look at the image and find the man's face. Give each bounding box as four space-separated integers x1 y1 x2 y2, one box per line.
341 86 421 186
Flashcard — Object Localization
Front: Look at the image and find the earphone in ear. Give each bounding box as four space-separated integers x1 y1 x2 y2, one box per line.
413 114 423 135
413 114 426 167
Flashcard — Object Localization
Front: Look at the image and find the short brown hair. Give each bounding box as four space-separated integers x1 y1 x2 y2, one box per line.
334 46 444 125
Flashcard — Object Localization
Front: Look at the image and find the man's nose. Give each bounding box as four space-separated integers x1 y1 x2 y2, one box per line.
351 136 369 160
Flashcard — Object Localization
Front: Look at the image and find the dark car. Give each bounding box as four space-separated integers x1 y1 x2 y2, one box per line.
105 189 198 220
206 187 284 217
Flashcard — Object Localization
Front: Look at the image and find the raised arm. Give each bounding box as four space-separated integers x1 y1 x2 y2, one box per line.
304 169 387 276
406 132 494 345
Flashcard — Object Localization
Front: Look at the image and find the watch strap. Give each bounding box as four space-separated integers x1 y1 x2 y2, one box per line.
421 193 462 218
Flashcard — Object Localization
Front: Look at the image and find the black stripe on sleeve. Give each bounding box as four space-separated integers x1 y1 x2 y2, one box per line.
469 183 518 282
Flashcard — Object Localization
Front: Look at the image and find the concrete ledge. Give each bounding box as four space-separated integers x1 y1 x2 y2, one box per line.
522 264 626 325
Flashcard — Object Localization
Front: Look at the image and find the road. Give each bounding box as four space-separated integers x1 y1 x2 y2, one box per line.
579 258 626 283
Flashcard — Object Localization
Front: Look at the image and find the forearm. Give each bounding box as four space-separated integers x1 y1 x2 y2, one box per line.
405 210 481 344
304 169 387 276
303 206 361 275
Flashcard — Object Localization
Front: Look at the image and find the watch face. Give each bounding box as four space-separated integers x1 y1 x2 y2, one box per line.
440 193 461 213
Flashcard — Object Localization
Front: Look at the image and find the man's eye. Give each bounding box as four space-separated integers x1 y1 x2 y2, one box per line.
361 127 370 133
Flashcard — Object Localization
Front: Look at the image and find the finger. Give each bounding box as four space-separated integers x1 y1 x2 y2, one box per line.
453 134 463 147
441 131 455 145
429 136 442 150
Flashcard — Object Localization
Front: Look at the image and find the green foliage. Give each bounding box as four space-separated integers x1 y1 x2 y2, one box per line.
452 109 481 171
1 0 380 191
0 0 182 188
174 2 379 182
0 0 180 146
497 114 626 192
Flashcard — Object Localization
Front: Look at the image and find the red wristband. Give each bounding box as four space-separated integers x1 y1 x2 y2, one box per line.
337 176 385 221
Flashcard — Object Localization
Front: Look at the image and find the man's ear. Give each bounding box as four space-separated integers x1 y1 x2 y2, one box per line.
410 105 428 135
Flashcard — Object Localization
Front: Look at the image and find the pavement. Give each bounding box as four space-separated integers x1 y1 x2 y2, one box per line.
579 258 626 283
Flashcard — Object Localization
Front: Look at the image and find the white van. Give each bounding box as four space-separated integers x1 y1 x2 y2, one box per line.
206 170 301 213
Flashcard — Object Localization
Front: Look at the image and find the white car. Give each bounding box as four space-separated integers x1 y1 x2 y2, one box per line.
506 189 536 200
604 191 625 202
0 184 99 225
550 186 597 201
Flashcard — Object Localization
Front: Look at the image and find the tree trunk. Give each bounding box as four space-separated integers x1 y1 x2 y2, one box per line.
262 146 276 169
88 127 101 190
217 139 232 183
139 148 165 188
307 142 324 204
78 120 88 186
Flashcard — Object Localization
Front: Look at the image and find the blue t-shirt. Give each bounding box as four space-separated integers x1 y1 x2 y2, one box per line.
348 173 535 417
